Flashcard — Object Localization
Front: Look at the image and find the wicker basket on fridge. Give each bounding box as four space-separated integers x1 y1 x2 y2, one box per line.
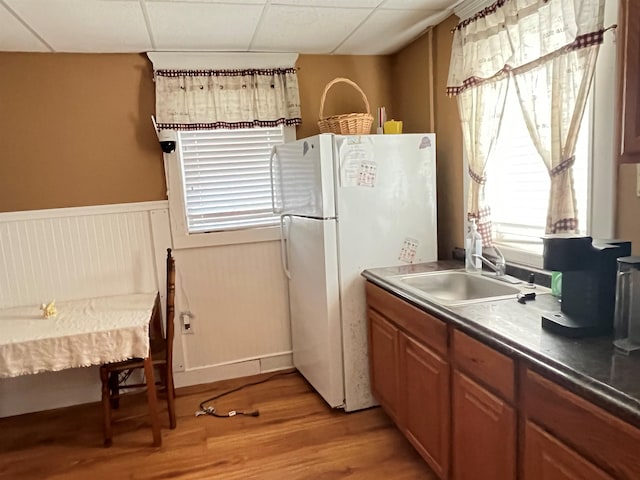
317 77 374 135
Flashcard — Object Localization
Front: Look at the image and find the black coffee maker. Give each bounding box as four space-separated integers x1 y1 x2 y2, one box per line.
542 236 632 338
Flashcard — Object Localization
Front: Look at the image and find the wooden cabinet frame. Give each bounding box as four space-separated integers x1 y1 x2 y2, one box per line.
365 282 640 479
617 0 640 162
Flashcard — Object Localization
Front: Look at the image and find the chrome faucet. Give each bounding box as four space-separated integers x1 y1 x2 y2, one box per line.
471 247 522 284
472 246 506 276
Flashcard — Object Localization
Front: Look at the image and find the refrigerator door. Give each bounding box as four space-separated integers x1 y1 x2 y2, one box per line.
287 215 345 408
272 134 336 218
333 133 438 411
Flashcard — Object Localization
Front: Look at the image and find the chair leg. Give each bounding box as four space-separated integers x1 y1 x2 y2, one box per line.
166 366 176 429
100 367 113 448
108 371 120 410
143 357 162 447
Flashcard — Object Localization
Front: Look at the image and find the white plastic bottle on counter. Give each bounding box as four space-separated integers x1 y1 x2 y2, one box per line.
465 219 483 274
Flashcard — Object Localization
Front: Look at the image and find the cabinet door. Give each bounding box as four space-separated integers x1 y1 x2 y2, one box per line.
524 421 613 480
617 0 640 162
400 333 450 479
368 309 400 422
452 371 516 480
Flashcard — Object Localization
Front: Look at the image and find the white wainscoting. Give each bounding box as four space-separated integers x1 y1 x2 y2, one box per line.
0 202 169 308
171 242 292 387
0 202 292 418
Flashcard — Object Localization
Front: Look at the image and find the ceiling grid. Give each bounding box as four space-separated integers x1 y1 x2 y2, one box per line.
0 0 459 55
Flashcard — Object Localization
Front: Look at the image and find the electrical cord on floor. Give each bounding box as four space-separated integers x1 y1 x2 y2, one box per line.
195 370 297 419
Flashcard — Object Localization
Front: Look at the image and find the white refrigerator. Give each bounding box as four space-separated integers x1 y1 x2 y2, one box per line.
271 133 437 411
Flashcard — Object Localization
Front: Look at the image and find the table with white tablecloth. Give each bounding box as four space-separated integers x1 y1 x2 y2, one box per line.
0 292 162 445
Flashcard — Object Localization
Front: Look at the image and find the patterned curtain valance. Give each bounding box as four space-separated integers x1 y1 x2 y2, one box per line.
155 67 302 130
446 0 605 96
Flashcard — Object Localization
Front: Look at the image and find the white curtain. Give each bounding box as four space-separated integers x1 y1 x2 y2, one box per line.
154 68 301 130
447 0 606 235
457 79 509 246
513 47 599 233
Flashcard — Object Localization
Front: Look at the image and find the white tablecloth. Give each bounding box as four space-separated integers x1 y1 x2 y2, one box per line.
0 292 158 378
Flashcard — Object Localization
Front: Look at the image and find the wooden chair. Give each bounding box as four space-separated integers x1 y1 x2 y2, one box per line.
99 248 177 447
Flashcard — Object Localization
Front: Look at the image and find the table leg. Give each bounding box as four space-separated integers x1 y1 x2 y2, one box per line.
100 366 113 447
143 356 162 447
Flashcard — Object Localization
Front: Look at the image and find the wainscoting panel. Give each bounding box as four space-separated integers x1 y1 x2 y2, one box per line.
172 241 292 371
0 202 166 308
0 201 293 418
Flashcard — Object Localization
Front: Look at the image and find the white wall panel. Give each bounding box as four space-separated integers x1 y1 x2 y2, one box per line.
0 201 293 418
174 241 291 370
0 203 163 308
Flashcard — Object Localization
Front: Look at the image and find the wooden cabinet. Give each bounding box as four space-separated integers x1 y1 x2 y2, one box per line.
451 370 516 480
400 333 450 479
451 330 516 480
523 420 613 480
522 367 640 479
368 309 400 422
617 0 640 162
365 280 640 480
366 282 450 478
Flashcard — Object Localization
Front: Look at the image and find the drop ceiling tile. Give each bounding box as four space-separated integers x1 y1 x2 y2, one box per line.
381 0 457 9
4 0 151 52
145 0 265 3
252 4 371 53
335 8 440 55
0 4 50 52
147 2 264 50
272 0 379 6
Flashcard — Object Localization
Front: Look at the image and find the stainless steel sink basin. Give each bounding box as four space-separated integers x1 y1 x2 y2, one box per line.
389 270 523 305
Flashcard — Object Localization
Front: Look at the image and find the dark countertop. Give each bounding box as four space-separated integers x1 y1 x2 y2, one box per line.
362 261 640 428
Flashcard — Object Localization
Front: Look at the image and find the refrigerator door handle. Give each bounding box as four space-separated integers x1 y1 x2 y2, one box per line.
280 214 292 279
270 147 282 215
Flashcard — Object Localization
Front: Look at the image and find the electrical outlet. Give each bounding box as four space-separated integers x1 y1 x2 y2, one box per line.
181 311 195 334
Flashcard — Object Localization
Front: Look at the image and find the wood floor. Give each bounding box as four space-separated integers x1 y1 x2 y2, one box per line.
0 371 437 479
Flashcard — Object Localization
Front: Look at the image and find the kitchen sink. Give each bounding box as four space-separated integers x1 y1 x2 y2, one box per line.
389 270 523 306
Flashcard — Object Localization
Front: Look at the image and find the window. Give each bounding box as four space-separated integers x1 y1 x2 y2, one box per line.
470 0 617 268
485 87 589 247
178 127 285 234
166 125 296 248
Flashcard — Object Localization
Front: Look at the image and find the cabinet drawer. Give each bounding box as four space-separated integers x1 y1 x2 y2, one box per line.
523 367 640 479
366 282 447 356
452 329 514 402
523 420 613 480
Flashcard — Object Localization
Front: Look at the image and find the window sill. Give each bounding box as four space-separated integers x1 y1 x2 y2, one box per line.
171 225 281 250
493 241 544 269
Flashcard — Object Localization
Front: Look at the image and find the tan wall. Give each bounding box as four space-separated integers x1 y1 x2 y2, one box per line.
391 16 464 259
390 33 433 134
432 16 464 257
295 55 393 139
0 53 393 213
0 53 166 212
16 42 632 261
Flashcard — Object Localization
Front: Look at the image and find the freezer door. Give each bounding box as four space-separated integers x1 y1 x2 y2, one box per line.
287 215 345 408
271 134 336 218
333 133 438 411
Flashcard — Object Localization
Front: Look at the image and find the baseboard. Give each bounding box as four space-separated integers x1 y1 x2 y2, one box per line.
0 353 293 418
174 352 293 389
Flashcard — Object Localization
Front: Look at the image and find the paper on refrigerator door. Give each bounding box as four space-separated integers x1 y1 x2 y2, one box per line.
399 238 419 263
338 137 376 187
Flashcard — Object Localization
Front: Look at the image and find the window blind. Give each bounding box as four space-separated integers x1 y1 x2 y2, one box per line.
178 127 284 234
486 90 588 245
